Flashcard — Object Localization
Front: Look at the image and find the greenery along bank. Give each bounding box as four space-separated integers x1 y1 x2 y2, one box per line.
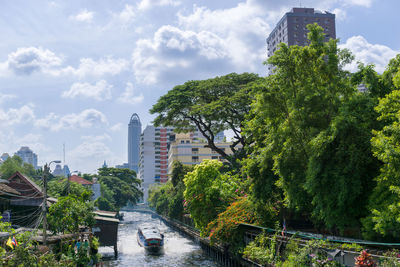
148 24 400 264
0 164 143 266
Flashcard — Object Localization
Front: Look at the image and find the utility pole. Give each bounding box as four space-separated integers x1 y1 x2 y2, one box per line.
67 172 70 195
42 163 48 246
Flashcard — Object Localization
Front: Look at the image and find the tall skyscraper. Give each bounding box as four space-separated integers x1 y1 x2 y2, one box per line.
15 146 38 169
267 7 335 71
138 125 174 201
128 113 141 173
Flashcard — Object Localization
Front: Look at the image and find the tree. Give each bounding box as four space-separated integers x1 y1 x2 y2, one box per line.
150 72 262 166
244 24 354 213
47 194 94 234
362 60 400 240
47 178 90 198
95 167 142 210
97 167 139 184
0 155 36 179
305 93 381 232
183 160 242 234
170 161 193 187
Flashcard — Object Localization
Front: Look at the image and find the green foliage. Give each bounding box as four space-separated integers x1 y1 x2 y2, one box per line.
0 155 36 179
150 72 262 166
148 161 193 220
47 178 90 198
98 167 139 184
305 93 381 232
245 24 354 214
183 160 243 234
47 194 95 234
171 161 193 187
206 197 263 253
351 63 389 97
363 84 400 240
380 249 400 266
95 167 142 211
243 231 281 265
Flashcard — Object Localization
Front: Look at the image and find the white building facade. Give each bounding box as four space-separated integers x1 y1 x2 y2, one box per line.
15 146 38 169
138 125 174 202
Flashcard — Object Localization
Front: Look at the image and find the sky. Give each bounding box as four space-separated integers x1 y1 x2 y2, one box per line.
0 0 399 173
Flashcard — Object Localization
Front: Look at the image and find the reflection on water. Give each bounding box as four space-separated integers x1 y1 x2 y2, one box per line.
100 211 219 267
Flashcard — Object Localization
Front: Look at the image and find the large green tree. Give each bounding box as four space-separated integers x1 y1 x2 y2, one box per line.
362 58 400 240
244 24 354 214
305 93 381 232
150 72 262 166
96 167 142 210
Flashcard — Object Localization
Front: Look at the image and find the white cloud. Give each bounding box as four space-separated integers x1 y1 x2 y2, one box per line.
2 47 129 78
0 93 16 103
7 47 63 75
118 4 136 24
339 36 399 73
137 0 181 11
62 80 112 101
61 56 129 78
0 104 35 126
14 133 51 154
81 133 111 142
118 82 144 104
35 109 107 131
132 25 229 84
70 9 94 22
342 0 373 8
110 123 123 132
70 139 112 159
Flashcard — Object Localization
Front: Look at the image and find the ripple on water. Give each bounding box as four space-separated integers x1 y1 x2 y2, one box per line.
100 211 219 267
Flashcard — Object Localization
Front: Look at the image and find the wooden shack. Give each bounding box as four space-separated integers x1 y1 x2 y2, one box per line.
93 211 119 257
6 172 44 227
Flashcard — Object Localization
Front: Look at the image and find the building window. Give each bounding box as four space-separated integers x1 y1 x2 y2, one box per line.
212 156 218 159
180 140 185 144
186 140 190 144
192 156 199 162
192 148 199 154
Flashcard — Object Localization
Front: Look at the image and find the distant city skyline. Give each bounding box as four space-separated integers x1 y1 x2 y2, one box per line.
0 0 398 173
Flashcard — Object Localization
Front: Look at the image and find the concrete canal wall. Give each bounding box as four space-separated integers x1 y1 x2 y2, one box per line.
145 210 262 267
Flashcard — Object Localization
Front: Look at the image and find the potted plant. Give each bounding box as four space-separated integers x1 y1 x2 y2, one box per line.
355 250 375 267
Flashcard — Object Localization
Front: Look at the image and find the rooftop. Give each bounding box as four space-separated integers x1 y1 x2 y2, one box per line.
69 175 93 185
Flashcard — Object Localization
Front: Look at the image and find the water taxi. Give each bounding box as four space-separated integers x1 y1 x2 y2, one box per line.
137 224 164 254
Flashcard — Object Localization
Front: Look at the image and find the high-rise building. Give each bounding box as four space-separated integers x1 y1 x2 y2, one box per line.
167 133 237 174
128 113 142 173
138 125 174 201
15 146 38 169
267 7 335 70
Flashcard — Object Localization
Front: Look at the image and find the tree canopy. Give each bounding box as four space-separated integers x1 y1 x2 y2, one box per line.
150 72 262 166
0 155 36 179
95 167 142 211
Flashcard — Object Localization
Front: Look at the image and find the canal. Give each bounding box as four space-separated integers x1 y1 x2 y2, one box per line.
100 211 219 266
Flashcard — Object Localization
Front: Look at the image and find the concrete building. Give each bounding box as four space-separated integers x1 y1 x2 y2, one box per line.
138 125 174 201
52 164 70 177
15 146 38 169
267 7 335 72
128 113 142 173
167 133 236 174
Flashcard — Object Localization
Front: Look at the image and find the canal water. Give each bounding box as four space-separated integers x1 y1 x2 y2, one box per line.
100 211 219 267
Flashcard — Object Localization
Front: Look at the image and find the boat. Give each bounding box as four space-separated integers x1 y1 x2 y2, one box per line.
137 224 164 254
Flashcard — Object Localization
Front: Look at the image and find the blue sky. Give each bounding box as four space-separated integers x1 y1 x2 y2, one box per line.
0 0 399 173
